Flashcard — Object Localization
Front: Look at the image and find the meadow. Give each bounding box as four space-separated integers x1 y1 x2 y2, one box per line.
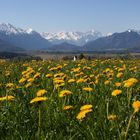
0 58 140 140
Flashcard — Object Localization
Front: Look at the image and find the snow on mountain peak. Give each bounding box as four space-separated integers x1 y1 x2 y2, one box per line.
107 32 113 36
42 30 102 45
0 23 37 35
0 23 25 35
26 28 34 34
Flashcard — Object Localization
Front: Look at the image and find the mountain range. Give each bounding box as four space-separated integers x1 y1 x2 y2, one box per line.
42 30 102 46
84 30 140 52
0 23 140 52
0 23 51 50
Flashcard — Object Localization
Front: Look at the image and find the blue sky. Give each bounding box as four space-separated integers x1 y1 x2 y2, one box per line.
0 0 140 34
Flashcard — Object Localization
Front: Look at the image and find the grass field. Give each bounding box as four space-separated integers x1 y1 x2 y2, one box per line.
0 58 140 140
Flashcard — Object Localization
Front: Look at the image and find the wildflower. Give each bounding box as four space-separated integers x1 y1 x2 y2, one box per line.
25 82 32 88
63 105 73 110
112 89 122 96
68 79 75 83
27 78 34 83
30 97 48 104
115 82 121 87
82 87 93 92
80 104 93 111
0 95 15 101
132 101 140 113
54 73 64 78
54 79 64 84
72 67 81 72
123 78 138 88
59 90 72 97
76 78 85 83
19 77 26 83
107 114 117 120
124 82 134 88
83 66 91 70
90 74 94 78
76 109 92 120
116 72 123 78
104 80 110 85
36 89 47 97
46 74 52 78
118 68 125 72
6 83 14 88
55 83 65 88
33 72 40 79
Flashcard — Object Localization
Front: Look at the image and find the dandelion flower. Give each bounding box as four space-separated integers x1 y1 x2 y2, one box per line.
80 104 93 111
36 89 47 97
115 82 121 87
104 80 110 85
107 114 117 120
46 74 52 78
112 89 122 96
132 101 140 113
19 77 26 83
116 72 123 78
0 95 15 101
59 90 72 97
123 78 138 88
82 87 93 92
76 109 92 120
76 78 85 83
68 79 75 83
63 105 73 110
30 97 48 104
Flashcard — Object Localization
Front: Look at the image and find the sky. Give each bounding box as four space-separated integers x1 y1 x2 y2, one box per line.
0 0 140 34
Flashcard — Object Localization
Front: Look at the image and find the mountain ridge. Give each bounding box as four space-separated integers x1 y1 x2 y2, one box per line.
0 23 140 52
42 30 102 46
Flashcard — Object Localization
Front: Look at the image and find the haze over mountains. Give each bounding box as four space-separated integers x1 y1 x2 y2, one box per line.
0 23 140 52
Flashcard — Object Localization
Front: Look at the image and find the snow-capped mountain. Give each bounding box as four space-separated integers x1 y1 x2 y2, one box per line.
0 23 51 50
42 30 102 46
1 23 140 52
84 29 140 52
0 23 35 35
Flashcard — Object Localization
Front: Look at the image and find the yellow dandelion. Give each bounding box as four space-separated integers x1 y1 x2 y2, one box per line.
59 90 72 97
33 72 40 79
107 114 117 120
112 89 122 96
55 83 65 88
104 80 110 85
46 74 52 78
0 95 15 101
82 87 93 92
76 109 92 120
27 78 34 83
54 79 64 84
30 97 48 104
25 82 32 88
132 101 140 113
115 82 121 87
124 82 134 88
36 89 47 97
68 79 75 83
6 83 14 88
19 77 26 84
80 104 93 111
76 78 85 83
63 105 73 110
123 78 138 88
116 72 123 78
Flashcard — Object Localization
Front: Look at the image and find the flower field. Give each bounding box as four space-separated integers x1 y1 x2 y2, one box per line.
0 59 140 140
